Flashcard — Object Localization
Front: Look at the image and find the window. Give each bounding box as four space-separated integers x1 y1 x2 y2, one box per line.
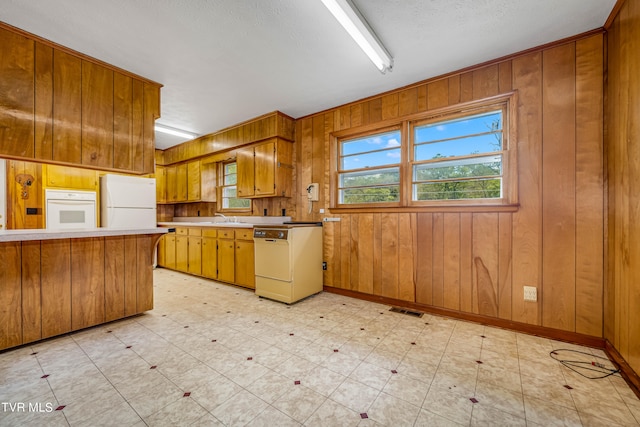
332 96 516 210
411 109 504 202
220 162 250 211
337 127 402 205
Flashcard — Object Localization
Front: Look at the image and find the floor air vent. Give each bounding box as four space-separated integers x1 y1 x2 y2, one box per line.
389 307 424 318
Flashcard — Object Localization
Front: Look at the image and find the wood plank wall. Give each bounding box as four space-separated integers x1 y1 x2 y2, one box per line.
295 33 605 337
606 0 640 380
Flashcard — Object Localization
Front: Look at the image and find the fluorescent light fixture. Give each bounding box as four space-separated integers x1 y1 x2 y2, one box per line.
154 123 198 140
320 0 393 73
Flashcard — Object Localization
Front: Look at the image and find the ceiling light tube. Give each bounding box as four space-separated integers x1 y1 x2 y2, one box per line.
154 124 198 139
321 0 393 73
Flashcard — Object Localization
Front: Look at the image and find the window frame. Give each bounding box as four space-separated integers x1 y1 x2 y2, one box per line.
218 160 252 213
329 93 518 212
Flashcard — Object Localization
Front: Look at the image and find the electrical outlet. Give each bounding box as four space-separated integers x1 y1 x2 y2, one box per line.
524 286 537 302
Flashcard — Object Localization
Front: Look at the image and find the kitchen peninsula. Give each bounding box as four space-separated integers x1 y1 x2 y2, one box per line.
0 227 167 351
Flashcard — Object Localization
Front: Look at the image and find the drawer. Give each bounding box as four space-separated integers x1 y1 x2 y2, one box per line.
176 228 188 235
217 229 235 239
188 228 202 236
236 229 254 240
202 229 217 238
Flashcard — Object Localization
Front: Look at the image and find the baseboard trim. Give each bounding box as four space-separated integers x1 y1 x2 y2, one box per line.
323 286 605 347
605 341 640 400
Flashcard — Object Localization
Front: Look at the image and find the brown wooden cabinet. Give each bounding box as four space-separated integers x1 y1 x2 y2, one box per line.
155 165 167 203
44 164 98 190
176 163 188 202
163 160 214 203
201 229 218 279
187 161 201 201
175 228 188 272
237 138 293 198
187 228 202 276
0 23 160 174
217 231 235 283
235 229 255 289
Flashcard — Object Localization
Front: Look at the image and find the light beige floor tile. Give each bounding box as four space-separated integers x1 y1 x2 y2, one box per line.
143 396 209 427
471 404 527 427
367 391 421 426
245 370 293 403
422 386 475 425
414 408 466 426
349 361 392 391
304 398 361 427
272 385 326 423
245 405 301 427
329 377 380 413
382 373 430 407
523 395 582 427
211 389 269 426
188 374 243 412
300 365 347 397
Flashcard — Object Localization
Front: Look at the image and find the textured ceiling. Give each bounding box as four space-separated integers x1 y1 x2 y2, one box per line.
1 0 616 149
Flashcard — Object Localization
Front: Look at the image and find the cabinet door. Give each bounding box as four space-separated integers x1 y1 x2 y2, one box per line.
53 49 82 164
188 236 202 276
236 146 255 198
254 141 276 196
175 235 188 272
235 240 255 289
82 61 114 168
113 72 134 171
45 164 98 190
0 27 35 159
0 242 22 349
166 165 178 202
201 237 217 279
163 234 176 269
176 163 188 202
155 165 167 203
217 238 235 283
187 160 201 201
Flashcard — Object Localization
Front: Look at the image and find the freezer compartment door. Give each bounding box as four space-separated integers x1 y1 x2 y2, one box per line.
255 276 293 304
101 174 156 208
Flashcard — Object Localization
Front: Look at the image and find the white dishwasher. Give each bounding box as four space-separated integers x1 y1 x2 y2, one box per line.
253 223 323 303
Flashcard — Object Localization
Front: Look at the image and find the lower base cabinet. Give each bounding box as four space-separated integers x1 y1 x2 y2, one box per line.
0 233 159 351
157 226 255 289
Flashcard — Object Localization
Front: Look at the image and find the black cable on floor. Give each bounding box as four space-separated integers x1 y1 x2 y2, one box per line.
550 348 620 379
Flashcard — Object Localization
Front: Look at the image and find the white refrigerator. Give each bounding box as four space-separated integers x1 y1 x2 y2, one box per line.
100 174 157 228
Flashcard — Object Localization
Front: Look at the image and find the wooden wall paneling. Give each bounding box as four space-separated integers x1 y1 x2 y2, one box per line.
105 236 125 321
299 118 313 221
124 235 138 316
472 213 499 317
398 87 418 117
415 213 433 305
312 114 325 222
448 75 461 105
459 71 474 103
431 213 445 307
369 97 382 123
380 213 399 299
350 103 363 128
372 213 383 296
136 235 154 312
0 242 22 349
443 213 461 310
339 215 351 290
498 61 513 93
472 64 500 99
427 79 448 110
143 83 160 173
381 93 399 121
622 0 640 370
398 213 416 302
7 161 44 230
113 73 134 171
349 215 360 291
459 213 473 312
0 27 34 159
21 241 42 343
52 50 82 164
417 84 428 112
34 42 53 160
71 238 105 330
131 79 145 172
511 52 543 326
498 212 513 320
322 113 334 222
82 61 114 168
41 239 71 338
575 34 604 337
334 106 351 131
541 43 577 332
357 214 374 294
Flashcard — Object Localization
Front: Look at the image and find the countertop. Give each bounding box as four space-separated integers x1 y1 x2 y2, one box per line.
157 222 255 229
0 227 168 243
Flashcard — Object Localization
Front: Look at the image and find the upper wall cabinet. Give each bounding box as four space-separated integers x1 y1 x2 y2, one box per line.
237 138 293 198
0 24 161 175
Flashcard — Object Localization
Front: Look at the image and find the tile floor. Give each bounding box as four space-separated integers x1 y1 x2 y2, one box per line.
1 268 639 426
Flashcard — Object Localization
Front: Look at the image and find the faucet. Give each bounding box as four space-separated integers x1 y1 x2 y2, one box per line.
214 213 228 222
